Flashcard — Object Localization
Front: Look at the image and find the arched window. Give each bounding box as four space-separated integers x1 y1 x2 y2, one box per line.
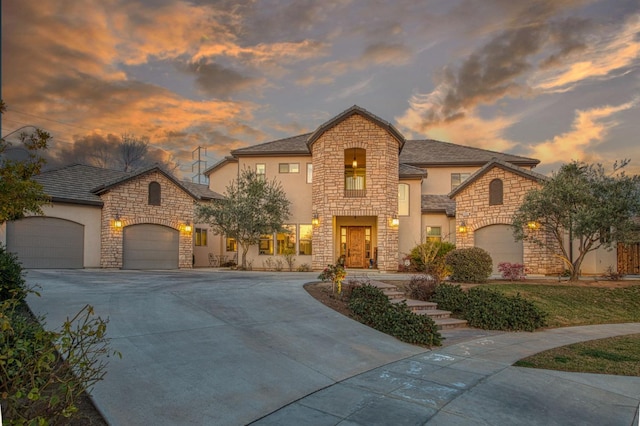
489 179 503 205
148 181 161 205
344 148 366 197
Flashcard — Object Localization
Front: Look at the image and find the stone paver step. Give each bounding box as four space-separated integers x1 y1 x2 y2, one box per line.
383 290 405 299
414 309 454 319
434 318 468 330
390 298 438 310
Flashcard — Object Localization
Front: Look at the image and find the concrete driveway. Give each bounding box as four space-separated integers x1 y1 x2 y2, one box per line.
24 269 427 425
25 269 640 425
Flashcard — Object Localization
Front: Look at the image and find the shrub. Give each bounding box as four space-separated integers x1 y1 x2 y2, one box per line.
296 263 311 272
431 283 547 331
349 284 441 346
431 283 467 315
409 241 455 282
498 262 526 281
407 274 437 301
445 247 493 283
0 244 27 302
465 287 547 331
283 248 296 271
318 263 346 295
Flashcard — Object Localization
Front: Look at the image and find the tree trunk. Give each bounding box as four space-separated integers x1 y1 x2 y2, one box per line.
239 243 250 270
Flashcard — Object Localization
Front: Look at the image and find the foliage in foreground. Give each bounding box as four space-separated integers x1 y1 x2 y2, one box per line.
1 246 119 425
445 247 493 283
515 334 640 377
432 283 547 331
408 241 456 282
349 284 442 346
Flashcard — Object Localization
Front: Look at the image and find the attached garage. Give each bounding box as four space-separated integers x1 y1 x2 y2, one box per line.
475 224 523 274
6 217 84 268
123 224 179 270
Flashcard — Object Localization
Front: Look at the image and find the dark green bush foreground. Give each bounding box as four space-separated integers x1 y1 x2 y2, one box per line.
445 247 493 283
1 244 118 425
433 283 548 331
349 284 442 346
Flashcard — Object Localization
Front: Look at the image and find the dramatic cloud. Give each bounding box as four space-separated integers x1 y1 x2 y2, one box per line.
182 60 265 98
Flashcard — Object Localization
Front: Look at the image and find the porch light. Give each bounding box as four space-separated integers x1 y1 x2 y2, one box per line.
312 213 320 226
114 214 123 228
458 221 467 234
391 215 399 227
527 221 540 230
180 223 192 233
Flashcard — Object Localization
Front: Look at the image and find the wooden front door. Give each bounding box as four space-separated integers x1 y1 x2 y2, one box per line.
618 242 640 275
346 227 366 268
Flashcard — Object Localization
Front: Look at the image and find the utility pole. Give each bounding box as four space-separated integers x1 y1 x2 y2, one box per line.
191 146 208 184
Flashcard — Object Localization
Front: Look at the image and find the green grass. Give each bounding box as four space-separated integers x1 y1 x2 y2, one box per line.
514 334 640 376
483 284 640 328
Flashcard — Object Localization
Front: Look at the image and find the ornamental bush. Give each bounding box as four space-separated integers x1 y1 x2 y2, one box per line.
409 241 455 282
445 247 493 283
0 244 27 302
407 274 438 301
349 284 442 346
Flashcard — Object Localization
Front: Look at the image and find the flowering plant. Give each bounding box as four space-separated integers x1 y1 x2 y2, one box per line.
318 263 346 295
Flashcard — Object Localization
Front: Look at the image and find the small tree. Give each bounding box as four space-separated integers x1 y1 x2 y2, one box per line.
196 167 291 269
513 160 640 281
0 100 51 223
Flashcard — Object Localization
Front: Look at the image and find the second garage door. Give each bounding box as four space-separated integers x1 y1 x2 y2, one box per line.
474 224 523 274
123 224 179 270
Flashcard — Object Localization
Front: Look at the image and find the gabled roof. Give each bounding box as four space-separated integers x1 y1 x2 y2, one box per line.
449 158 548 198
399 163 427 179
92 164 218 200
306 105 406 150
204 156 238 177
422 195 456 217
34 164 129 206
400 139 539 167
230 134 311 157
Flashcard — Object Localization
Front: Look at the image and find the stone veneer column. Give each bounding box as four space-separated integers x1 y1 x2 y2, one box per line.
311 114 400 272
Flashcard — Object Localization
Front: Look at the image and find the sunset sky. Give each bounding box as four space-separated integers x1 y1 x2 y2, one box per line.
2 0 639 179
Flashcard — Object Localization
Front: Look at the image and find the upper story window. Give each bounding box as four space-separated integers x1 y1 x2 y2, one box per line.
451 173 470 191
489 178 503 205
279 163 299 173
256 164 266 178
398 183 409 216
345 148 366 197
306 163 313 183
148 181 161 205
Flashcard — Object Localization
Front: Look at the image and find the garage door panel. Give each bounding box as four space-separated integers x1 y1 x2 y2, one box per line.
123 224 179 270
6 217 84 268
475 224 523 274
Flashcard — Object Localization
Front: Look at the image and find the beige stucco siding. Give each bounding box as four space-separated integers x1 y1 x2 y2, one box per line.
398 178 423 260
422 166 479 194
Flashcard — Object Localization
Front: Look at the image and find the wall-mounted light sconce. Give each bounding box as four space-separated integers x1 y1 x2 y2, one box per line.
180 223 192 233
458 220 467 234
312 213 320 226
390 215 399 227
527 221 540 230
114 214 123 228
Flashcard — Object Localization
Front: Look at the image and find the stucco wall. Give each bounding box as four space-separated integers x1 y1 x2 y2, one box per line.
100 171 195 268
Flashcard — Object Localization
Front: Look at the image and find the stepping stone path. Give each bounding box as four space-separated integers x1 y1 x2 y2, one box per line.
355 279 468 330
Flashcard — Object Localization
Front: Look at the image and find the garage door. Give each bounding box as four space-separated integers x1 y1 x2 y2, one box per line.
474 224 523 274
6 217 84 268
123 224 179 270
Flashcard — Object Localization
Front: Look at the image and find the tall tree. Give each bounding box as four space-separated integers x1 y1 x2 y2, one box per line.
512 160 640 281
118 133 149 172
196 167 291 269
0 100 51 223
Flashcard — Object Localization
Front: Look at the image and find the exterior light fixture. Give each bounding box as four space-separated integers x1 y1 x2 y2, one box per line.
184 224 192 233
312 213 320 226
458 220 467 234
527 221 539 230
391 215 399 227
114 214 123 228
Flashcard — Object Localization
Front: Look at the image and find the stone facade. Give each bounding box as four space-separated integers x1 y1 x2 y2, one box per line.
453 165 564 275
100 170 195 268
311 114 400 272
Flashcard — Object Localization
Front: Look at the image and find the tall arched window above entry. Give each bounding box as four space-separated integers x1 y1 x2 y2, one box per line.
344 148 366 197
489 178 503 205
148 181 161 206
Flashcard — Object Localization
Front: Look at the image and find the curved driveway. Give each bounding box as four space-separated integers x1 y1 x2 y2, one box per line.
25 269 640 425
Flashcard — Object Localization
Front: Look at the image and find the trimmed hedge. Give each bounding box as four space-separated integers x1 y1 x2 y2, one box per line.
349 284 442 346
445 247 493 283
432 283 548 331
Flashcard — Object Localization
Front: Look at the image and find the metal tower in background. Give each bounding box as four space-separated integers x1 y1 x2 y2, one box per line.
191 146 208 184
